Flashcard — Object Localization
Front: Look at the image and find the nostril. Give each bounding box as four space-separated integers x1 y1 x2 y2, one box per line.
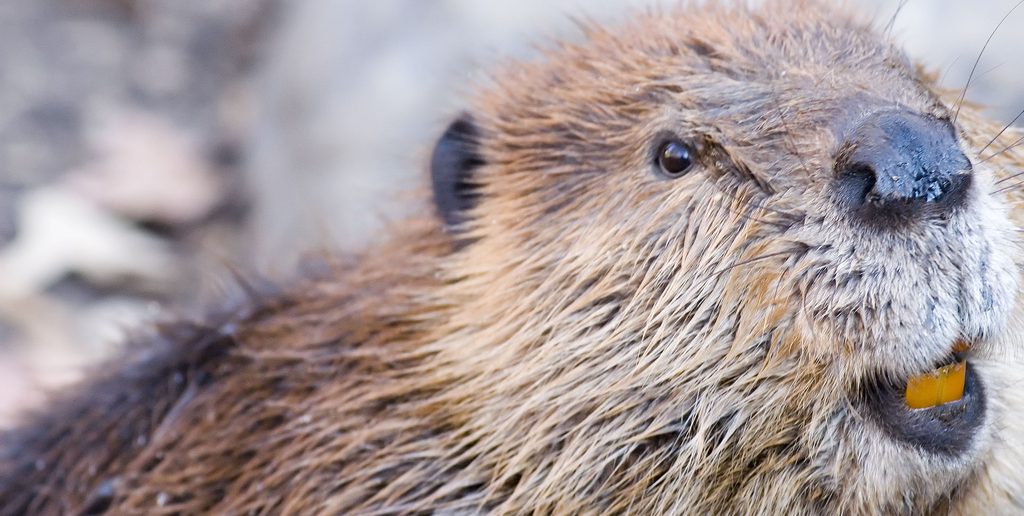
834 110 972 226
837 162 877 209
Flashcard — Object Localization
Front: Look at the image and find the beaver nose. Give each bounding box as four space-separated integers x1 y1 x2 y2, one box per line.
835 111 972 224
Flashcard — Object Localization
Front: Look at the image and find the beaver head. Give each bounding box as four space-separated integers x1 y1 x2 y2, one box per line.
424 0 1021 513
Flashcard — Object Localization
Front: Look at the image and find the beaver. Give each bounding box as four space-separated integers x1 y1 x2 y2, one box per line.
3 0 1024 513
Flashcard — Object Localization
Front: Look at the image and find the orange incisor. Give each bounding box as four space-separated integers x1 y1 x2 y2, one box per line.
905 361 967 409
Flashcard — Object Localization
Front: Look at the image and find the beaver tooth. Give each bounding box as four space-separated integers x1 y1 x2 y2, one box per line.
905 361 967 409
952 339 972 354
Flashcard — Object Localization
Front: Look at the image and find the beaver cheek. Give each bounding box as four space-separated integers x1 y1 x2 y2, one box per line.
955 185 1020 342
791 262 952 379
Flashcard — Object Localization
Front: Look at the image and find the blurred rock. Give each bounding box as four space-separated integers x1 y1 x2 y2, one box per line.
68 108 224 225
0 0 276 425
0 186 174 298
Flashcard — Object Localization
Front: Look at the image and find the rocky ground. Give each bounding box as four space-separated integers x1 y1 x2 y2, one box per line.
0 0 1021 425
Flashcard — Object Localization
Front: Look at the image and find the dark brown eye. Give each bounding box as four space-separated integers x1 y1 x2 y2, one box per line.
656 140 694 178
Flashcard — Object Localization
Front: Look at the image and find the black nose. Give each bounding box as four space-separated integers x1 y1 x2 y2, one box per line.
835 110 972 225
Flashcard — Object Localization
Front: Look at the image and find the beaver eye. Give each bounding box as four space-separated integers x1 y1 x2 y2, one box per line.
656 140 695 178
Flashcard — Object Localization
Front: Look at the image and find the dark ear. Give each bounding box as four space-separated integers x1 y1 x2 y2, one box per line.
431 114 484 228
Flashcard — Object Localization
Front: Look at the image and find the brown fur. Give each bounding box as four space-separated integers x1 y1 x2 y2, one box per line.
4 1 1024 514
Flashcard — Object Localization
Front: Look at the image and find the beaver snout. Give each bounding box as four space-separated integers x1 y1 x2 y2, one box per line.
835 110 973 226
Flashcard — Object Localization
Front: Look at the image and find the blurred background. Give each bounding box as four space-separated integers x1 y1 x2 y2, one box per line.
0 0 1021 426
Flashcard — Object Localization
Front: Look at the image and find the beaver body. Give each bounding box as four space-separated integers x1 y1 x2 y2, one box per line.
4 1 1024 514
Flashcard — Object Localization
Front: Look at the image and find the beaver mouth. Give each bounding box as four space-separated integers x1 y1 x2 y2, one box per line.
861 339 985 456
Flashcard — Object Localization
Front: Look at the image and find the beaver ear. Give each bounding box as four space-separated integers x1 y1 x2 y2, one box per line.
431 114 484 228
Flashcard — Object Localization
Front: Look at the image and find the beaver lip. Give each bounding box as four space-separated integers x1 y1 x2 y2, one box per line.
860 345 986 456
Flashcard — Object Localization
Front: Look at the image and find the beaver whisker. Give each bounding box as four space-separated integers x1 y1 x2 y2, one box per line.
730 199 800 230
969 344 1024 363
989 176 1024 196
977 105 1024 157
967 360 1024 389
737 198 798 226
969 355 1024 368
952 0 1024 125
985 134 1024 167
732 212 792 230
772 92 815 184
706 176 803 228
882 0 910 37
708 250 798 279
734 195 802 225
